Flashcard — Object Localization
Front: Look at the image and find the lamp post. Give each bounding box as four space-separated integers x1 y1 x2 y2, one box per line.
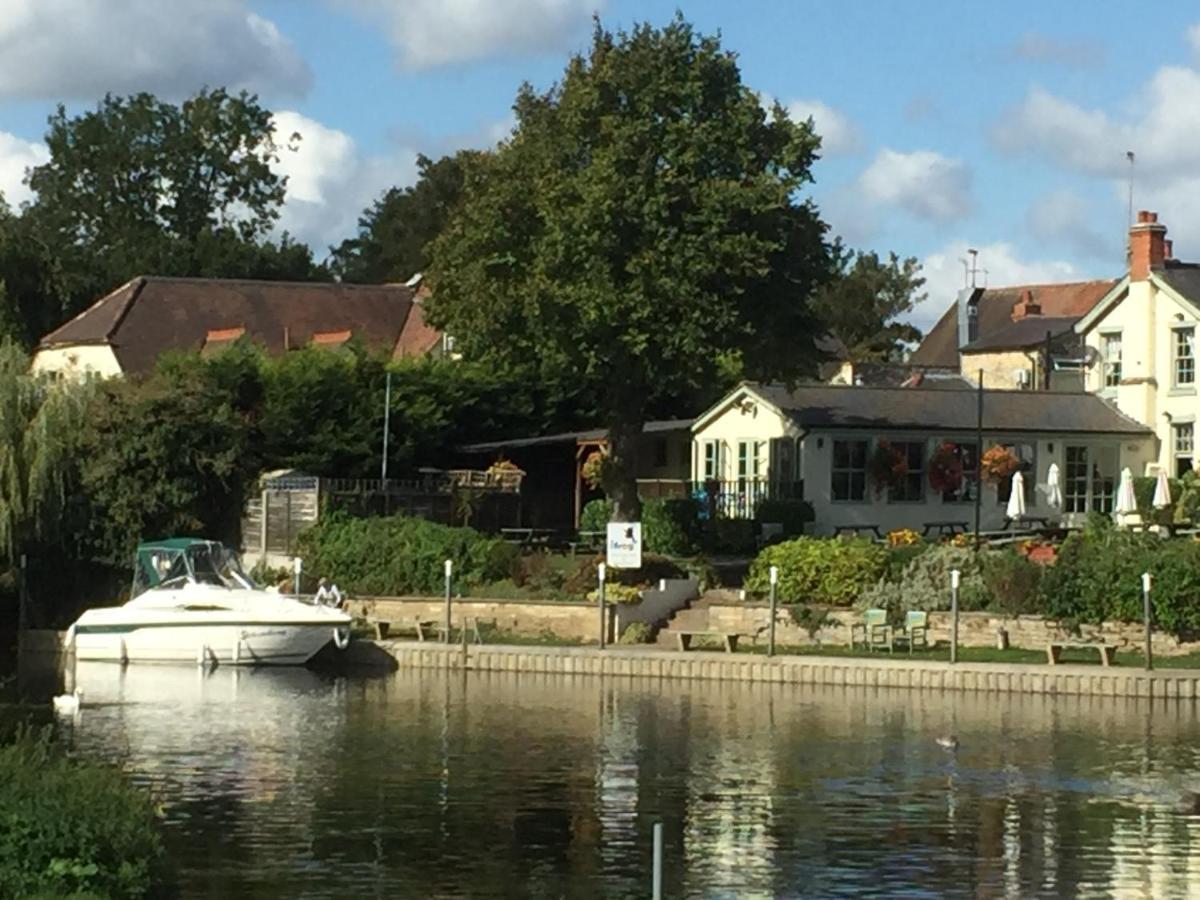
950 569 960 664
1142 571 1153 671
768 565 779 658
444 559 453 646
598 562 607 650
292 556 302 597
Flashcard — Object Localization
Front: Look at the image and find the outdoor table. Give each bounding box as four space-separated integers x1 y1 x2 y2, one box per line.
833 524 883 539
1003 516 1050 531
921 520 969 537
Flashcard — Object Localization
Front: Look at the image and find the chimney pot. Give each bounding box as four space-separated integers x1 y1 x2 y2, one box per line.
1130 210 1168 280
1137 210 1158 224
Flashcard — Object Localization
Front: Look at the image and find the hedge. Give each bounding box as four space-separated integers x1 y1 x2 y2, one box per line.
745 537 888 606
579 497 700 556
295 514 520 596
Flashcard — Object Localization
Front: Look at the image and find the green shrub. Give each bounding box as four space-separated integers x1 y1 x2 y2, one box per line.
859 544 989 622
563 554 688 597
788 604 833 640
577 497 700 556
1134 476 1183 527
753 498 814 536
295 513 520 596
746 538 887 606
980 549 1043 617
0 727 166 899
619 622 655 644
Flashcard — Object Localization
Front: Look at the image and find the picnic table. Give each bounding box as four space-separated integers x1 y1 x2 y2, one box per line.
500 527 559 548
569 529 605 555
1004 515 1051 531
1046 641 1116 666
833 524 883 539
922 520 969 537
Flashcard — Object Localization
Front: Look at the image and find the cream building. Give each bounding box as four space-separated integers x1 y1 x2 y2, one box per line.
1075 212 1200 477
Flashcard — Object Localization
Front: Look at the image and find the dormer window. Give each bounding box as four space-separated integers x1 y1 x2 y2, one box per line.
966 303 979 344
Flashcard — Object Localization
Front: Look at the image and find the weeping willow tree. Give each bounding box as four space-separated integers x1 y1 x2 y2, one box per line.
0 331 94 573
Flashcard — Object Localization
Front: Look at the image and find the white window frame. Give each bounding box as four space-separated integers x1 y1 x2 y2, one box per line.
1174 326 1196 389
1175 422 1195 478
1100 331 1122 389
702 440 724 481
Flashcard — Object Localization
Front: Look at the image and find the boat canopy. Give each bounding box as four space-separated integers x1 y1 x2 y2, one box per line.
133 539 257 597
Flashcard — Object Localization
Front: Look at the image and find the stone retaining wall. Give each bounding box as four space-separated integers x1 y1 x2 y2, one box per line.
350 597 602 642
704 604 1200 656
379 641 1200 699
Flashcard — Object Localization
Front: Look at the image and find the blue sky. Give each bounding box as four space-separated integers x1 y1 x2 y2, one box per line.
3 1 1200 328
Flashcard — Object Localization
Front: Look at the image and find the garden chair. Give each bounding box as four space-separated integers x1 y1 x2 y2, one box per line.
851 608 892 653
895 611 928 655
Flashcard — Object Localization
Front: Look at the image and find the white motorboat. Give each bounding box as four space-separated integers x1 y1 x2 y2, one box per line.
66 538 352 666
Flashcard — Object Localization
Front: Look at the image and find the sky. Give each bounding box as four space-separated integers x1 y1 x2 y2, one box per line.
2 1 1200 329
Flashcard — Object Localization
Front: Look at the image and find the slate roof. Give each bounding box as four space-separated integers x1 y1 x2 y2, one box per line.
38 276 436 374
748 383 1150 435
461 420 694 453
961 316 1081 353
1159 264 1200 307
910 280 1117 366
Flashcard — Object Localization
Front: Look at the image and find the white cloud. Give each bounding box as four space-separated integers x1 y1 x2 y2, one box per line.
336 0 598 70
0 131 47 207
1025 188 1117 261
917 240 1084 332
0 1 310 100
858 148 973 222
271 111 418 253
786 99 861 156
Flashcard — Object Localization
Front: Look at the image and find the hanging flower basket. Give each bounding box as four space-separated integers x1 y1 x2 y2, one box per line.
868 440 908 496
928 441 965 494
581 450 609 489
980 445 1020 485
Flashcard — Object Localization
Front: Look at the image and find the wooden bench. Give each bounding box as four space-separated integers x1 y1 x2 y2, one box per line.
1046 642 1117 666
673 630 739 653
373 620 392 640
414 619 443 642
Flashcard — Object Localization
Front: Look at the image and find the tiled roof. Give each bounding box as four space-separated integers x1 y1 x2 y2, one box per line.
39 276 434 374
961 316 1080 353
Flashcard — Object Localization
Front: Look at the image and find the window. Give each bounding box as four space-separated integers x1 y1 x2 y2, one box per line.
771 438 795 484
888 441 926 503
996 443 1036 506
1175 423 1195 478
1174 327 1195 388
1065 446 1089 513
967 303 979 344
1065 444 1118 512
831 439 868 502
652 439 668 469
941 442 978 503
1101 332 1122 388
702 441 724 481
737 440 767 481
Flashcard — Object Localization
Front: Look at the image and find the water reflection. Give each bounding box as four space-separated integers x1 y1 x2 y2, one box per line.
39 663 1200 897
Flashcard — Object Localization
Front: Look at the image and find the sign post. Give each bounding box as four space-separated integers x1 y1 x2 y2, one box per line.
606 522 643 570
950 569 960 664
598 562 607 650
768 566 779 658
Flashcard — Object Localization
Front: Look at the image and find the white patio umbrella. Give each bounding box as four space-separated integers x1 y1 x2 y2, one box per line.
1153 469 1173 509
1044 463 1063 512
1115 467 1138 518
1006 471 1026 520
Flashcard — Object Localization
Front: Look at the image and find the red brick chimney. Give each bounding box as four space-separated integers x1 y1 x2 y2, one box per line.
1130 210 1167 280
1011 289 1041 321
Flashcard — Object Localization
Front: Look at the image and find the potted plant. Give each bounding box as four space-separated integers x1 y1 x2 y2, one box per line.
868 440 907 496
980 445 1020 485
928 441 965 494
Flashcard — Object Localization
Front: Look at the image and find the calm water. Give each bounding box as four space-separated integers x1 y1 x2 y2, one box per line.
23 661 1200 897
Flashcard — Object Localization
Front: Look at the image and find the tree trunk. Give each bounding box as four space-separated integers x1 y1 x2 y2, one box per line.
605 418 643 522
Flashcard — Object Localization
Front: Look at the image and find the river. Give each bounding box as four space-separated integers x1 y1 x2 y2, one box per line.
21 661 1200 897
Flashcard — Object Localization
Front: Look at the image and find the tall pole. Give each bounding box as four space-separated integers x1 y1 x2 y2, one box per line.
767 565 779 658
444 559 453 646
16 552 27 654
1142 571 1153 671
973 370 984 548
292 556 302 597
950 569 960 664
598 563 607 650
381 370 392 484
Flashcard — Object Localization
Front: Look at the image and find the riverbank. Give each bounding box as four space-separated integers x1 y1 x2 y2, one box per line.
368 639 1200 700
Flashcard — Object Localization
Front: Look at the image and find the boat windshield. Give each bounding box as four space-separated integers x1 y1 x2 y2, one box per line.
133 542 259 597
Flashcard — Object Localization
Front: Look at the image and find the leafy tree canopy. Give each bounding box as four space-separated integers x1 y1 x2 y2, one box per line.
20 88 328 320
811 243 926 363
330 152 474 284
426 16 831 518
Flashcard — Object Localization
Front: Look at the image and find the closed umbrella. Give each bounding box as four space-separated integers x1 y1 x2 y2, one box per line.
1006 471 1026 520
1115 467 1138 518
1044 463 1063 511
1153 469 1173 509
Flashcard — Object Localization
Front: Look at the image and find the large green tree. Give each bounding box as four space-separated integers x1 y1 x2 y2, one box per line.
21 88 327 319
0 202 70 346
811 244 926 362
330 152 473 284
426 17 830 519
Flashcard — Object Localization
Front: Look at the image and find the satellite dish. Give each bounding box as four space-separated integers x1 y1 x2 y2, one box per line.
1081 345 1101 368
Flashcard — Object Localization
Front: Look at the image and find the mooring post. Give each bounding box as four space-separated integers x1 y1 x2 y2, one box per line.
767 565 779 658
950 569 960 664
444 559 453 646
598 562 607 650
1142 571 1153 671
652 822 663 900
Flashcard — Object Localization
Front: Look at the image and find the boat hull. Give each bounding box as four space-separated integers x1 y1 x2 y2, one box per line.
71 619 347 666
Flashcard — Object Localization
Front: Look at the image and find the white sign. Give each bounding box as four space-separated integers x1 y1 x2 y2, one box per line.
606 522 642 569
